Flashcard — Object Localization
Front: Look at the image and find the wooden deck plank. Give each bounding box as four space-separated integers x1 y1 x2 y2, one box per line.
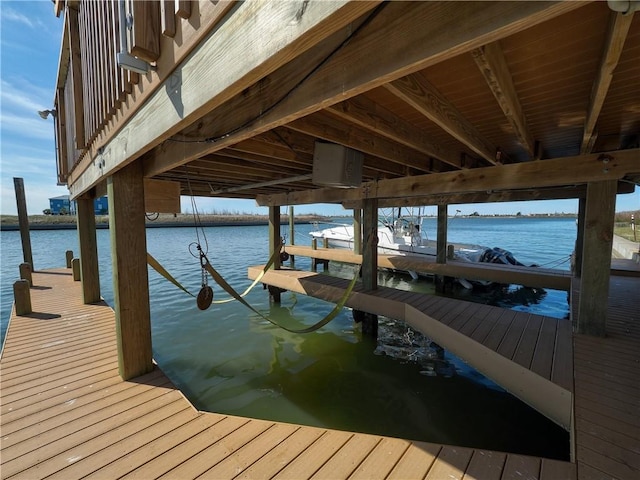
529 316 558 379
575 406 640 441
572 275 640 480
551 319 574 393
467 307 504 343
501 454 541 479
122 416 252 479
479 309 519 351
85 413 227 479
0 371 122 425
575 377 640 410
156 420 274 479
575 418 640 455
0 337 116 374
512 313 543 368
496 311 531 360
235 426 325 479
0 360 118 406
576 444 639 480
2 385 177 472
14 400 191 479
0 356 119 399
423 445 474 479
462 449 507 480
576 375 640 410
0 368 168 439
273 430 354 479
437 299 475 327
459 304 495 337
200 422 300 478
0 348 118 387
448 301 484 332
386 442 441 480
310 433 382 479
539 458 577 480
348 437 411 480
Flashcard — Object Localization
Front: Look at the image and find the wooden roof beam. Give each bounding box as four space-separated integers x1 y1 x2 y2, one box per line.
581 11 635 154
342 181 635 209
135 0 582 188
327 96 464 169
286 110 441 173
385 74 503 166
256 149 640 206
471 41 536 159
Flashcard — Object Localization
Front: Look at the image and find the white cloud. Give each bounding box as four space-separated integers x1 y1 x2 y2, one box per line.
0 111 56 141
1 79 52 112
0 6 46 30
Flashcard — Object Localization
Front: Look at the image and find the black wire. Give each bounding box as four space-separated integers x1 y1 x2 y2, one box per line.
167 2 389 146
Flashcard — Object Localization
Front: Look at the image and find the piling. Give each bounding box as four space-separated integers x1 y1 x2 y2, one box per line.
66 250 74 268
288 206 295 267
72 258 81 281
13 280 32 315
19 263 32 287
13 177 33 269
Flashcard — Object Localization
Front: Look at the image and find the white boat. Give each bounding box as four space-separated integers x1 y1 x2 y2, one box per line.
309 215 532 287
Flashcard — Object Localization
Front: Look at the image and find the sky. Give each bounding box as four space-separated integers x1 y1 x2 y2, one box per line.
1 1 638 219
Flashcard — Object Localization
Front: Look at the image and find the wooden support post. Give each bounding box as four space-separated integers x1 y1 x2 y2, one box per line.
13 178 33 269
353 208 362 255
66 250 74 268
361 198 378 339
269 205 282 303
436 204 448 292
108 162 153 380
577 180 616 336
574 197 586 277
19 263 32 287
77 197 101 303
71 258 81 281
288 205 295 267
13 280 32 316
447 244 455 260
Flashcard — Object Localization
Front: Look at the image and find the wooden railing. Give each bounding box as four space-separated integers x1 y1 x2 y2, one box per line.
53 0 234 186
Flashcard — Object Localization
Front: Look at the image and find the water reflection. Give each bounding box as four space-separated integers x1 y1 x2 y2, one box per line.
176 296 569 460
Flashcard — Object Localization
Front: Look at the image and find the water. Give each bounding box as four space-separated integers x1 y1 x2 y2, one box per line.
0 217 576 459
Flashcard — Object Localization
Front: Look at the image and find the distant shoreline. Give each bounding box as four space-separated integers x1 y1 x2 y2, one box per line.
0 213 331 231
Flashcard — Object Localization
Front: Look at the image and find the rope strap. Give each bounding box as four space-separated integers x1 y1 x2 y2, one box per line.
147 246 359 334
202 254 359 334
147 253 195 298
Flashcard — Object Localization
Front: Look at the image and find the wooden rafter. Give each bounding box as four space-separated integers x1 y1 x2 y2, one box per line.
286 111 439 174
471 41 536 158
134 0 581 189
342 181 635 209
255 149 639 206
327 96 464 169
581 11 635 154
385 74 502 166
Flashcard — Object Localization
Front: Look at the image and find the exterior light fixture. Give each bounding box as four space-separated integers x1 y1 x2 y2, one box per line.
38 109 56 119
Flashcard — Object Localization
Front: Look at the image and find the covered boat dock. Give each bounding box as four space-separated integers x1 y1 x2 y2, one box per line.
6 0 640 478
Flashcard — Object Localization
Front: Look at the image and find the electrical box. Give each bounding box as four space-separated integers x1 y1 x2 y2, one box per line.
312 142 363 188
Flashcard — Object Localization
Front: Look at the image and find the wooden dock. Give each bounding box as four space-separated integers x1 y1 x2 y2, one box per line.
248 264 640 480
0 269 578 479
249 266 573 430
284 245 573 291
